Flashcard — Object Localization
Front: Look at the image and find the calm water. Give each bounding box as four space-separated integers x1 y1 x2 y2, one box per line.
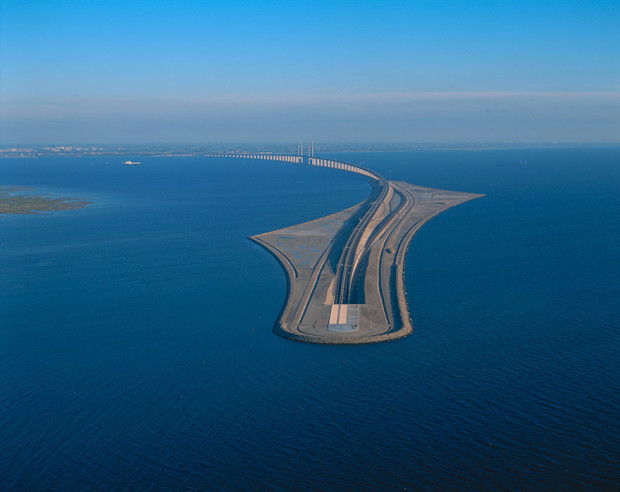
1 149 619 490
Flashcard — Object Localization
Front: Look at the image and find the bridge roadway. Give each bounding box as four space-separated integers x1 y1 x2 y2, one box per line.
332 175 389 305
213 153 484 344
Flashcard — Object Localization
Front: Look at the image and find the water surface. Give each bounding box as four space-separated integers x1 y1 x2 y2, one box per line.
1 149 618 490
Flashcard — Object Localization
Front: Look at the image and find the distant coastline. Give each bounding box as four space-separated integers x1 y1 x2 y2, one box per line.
1 142 618 159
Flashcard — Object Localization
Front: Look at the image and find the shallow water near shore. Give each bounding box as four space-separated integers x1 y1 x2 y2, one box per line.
1 149 619 490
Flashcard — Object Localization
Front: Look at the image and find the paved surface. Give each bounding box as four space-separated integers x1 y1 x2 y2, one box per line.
251 181 483 344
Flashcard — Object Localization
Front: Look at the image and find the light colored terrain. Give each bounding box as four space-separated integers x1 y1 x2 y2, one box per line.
252 181 483 344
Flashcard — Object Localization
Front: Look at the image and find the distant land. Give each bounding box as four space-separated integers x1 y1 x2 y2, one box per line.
1 142 617 159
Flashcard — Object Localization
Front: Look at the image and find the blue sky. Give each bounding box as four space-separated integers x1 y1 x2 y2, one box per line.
1 0 618 143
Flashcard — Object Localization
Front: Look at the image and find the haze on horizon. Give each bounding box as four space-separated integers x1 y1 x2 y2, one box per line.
1 0 618 145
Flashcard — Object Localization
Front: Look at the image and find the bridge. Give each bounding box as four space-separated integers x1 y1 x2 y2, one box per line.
211 152 483 344
213 152 380 180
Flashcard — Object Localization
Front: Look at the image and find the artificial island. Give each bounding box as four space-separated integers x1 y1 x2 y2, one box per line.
213 150 484 344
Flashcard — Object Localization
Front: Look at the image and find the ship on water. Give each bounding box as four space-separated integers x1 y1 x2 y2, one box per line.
123 160 140 165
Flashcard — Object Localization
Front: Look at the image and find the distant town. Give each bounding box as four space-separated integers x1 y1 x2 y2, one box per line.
0 142 610 159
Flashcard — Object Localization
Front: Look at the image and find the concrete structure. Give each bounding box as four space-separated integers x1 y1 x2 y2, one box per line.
212 152 483 344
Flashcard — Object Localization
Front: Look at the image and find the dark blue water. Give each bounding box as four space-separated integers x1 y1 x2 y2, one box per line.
1 150 619 490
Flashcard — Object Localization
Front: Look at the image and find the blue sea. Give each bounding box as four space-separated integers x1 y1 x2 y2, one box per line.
1 149 619 490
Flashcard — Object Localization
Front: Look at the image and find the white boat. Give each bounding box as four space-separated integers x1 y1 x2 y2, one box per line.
123 160 140 165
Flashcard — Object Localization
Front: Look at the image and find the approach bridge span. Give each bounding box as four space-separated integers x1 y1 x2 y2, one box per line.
212 153 381 181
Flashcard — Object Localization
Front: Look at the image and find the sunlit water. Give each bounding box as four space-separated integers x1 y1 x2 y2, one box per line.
1 149 618 490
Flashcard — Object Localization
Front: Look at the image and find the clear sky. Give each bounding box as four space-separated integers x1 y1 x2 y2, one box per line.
1 0 618 144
